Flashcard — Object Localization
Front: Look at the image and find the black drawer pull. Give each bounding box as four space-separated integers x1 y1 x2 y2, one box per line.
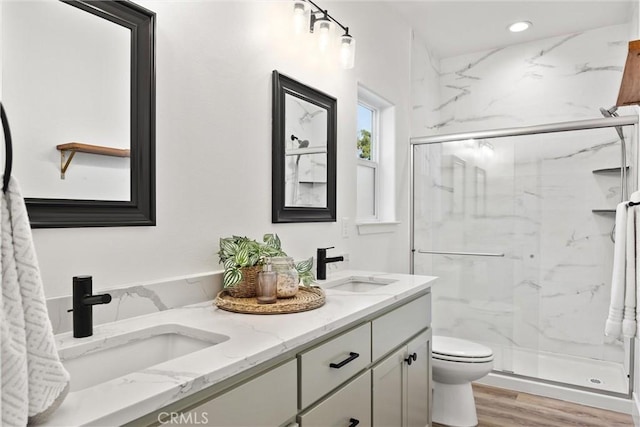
348 418 360 427
404 352 417 365
329 352 360 369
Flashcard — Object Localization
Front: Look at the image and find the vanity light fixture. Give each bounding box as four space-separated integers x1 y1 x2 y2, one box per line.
293 0 308 35
293 0 356 69
508 21 532 33
313 12 332 52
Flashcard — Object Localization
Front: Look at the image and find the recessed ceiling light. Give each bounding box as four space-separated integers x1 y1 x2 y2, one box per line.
508 21 532 33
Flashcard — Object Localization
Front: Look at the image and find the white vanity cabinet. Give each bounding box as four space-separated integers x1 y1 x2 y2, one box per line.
175 359 297 427
406 331 431 427
373 330 431 427
299 322 372 409
298 293 432 427
371 294 431 427
135 291 432 427
298 371 372 427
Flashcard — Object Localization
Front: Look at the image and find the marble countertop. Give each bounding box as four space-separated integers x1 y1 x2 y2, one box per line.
45 271 436 426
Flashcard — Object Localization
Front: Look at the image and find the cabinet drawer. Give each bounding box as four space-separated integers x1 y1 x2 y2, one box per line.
299 322 371 409
179 359 297 426
298 370 372 427
371 294 430 361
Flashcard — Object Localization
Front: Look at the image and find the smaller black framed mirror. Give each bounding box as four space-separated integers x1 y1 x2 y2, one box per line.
272 71 336 223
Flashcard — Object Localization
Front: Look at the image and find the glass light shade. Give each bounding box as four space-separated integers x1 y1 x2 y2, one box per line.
293 1 308 35
340 34 356 69
314 17 332 52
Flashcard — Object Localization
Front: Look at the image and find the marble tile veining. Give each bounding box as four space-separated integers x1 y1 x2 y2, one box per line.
47 272 222 335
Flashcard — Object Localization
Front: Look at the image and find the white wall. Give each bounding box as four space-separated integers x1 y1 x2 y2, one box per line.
13 1 413 298
3 1 130 201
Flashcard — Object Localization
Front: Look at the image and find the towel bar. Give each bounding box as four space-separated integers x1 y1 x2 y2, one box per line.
416 250 505 257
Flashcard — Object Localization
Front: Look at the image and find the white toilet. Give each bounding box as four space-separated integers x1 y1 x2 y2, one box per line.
432 336 494 427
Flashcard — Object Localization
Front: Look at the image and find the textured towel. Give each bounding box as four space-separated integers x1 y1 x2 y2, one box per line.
605 201 627 337
623 193 639 337
0 178 69 426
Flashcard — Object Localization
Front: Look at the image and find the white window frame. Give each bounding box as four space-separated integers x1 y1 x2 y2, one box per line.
357 100 380 220
356 84 398 234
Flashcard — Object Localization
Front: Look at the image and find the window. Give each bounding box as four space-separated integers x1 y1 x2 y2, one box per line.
357 102 378 219
356 84 395 231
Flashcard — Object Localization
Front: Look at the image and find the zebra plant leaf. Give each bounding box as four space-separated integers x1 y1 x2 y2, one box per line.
296 256 315 286
263 233 281 250
296 257 313 274
223 267 242 288
235 246 250 267
299 271 315 286
218 239 238 262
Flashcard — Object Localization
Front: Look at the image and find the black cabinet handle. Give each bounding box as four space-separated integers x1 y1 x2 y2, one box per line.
348 418 360 427
330 352 360 369
404 352 417 365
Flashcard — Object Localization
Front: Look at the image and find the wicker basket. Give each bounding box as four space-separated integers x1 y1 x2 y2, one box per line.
226 265 261 298
215 286 325 314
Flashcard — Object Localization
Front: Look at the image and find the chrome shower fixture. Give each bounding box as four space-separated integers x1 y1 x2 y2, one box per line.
599 105 619 118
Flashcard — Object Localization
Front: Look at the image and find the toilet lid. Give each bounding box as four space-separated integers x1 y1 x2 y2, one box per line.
433 336 493 359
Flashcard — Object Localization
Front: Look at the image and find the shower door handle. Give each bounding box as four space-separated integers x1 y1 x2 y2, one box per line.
417 250 505 257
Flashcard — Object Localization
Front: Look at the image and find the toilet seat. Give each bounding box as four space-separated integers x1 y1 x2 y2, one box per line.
433 353 494 363
433 336 494 363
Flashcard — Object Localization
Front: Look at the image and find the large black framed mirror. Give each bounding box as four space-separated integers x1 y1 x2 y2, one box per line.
272 71 336 223
3 0 155 228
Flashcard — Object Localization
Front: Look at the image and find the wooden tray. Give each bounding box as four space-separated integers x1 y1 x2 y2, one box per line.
215 286 325 314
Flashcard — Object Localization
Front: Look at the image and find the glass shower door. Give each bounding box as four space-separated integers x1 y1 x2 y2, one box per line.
413 124 634 395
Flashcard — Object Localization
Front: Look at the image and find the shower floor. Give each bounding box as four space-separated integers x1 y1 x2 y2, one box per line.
489 345 628 395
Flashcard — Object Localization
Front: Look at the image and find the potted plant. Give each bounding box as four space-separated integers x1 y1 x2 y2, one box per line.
218 233 314 297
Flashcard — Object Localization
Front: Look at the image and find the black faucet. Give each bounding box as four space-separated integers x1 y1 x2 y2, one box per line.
69 275 112 338
317 247 344 280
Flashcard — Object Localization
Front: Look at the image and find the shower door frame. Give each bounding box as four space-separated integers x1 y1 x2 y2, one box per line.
409 115 639 398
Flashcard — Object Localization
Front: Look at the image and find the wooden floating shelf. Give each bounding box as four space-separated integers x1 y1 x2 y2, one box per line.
56 142 130 179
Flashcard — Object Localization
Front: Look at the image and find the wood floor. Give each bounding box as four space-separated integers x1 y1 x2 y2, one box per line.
433 384 634 427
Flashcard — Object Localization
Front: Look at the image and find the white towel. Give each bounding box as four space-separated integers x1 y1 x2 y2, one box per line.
0 178 69 426
623 193 639 337
605 201 627 337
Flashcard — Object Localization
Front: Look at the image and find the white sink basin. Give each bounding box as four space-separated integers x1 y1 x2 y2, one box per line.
59 324 229 392
323 276 397 293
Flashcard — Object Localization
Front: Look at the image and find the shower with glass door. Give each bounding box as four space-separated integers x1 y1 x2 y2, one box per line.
411 115 638 399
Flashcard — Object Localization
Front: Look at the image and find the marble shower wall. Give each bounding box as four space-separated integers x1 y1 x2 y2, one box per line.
428 23 631 133
284 96 328 207
412 23 634 367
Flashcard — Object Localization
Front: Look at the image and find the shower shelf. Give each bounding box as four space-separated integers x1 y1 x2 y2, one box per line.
592 166 629 174
592 209 616 215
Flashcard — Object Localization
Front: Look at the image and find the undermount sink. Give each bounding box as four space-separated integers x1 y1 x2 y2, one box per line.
323 276 397 293
59 324 229 392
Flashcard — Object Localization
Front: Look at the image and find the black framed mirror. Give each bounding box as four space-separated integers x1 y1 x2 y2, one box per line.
3 0 155 228
272 71 336 223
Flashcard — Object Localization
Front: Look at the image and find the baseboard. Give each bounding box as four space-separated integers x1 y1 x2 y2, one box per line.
633 392 640 426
